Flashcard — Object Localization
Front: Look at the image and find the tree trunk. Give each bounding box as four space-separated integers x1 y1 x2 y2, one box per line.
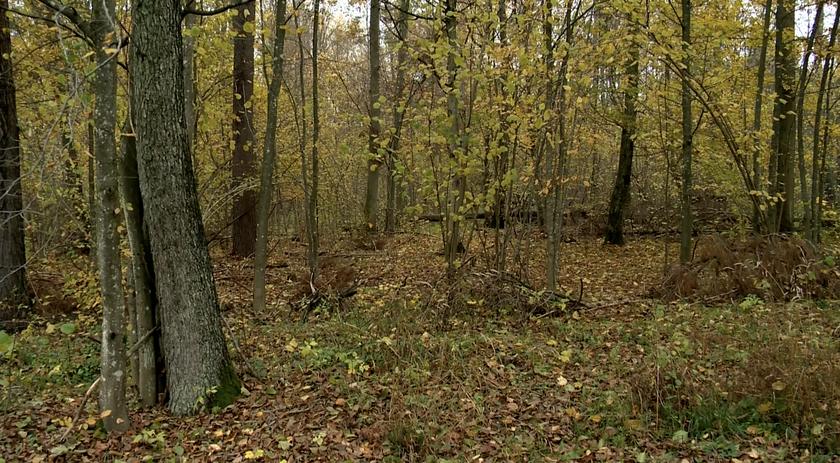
812 10 839 242
547 0 573 290
231 1 257 257
119 118 160 408
384 0 410 233
309 0 321 279
131 0 239 415
772 0 796 233
0 0 29 315
751 0 773 233
363 0 382 232
605 37 640 245
796 1 823 236
254 0 288 313
91 0 128 433
679 0 693 263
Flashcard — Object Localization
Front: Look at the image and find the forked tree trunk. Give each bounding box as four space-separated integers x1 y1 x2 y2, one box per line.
90 0 128 432
131 0 239 415
254 0 288 312
0 0 29 314
231 1 257 257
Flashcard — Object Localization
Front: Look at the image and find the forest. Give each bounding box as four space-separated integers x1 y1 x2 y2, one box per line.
1 0 840 460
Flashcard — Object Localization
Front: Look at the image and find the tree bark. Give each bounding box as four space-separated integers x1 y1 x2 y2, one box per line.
119 118 160 408
751 0 773 232
183 5 197 151
309 0 321 279
131 0 239 415
384 0 411 233
679 0 693 263
547 0 573 290
254 0 288 313
0 0 29 315
812 9 839 242
231 1 257 257
363 0 382 232
796 1 823 236
604 35 640 245
772 0 796 233
90 0 128 432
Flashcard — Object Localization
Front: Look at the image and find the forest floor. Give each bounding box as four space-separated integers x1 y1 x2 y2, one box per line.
2 229 840 462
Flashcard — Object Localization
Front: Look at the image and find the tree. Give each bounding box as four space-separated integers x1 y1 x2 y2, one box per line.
231 1 258 257
751 0 773 232
131 0 239 415
363 0 382 233
0 0 29 315
679 0 693 263
254 0 289 312
88 0 129 433
547 0 575 289
810 5 840 242
119 115 160 408
796 1 823 237
771 0 796 233
604 29 640 245
384 0 411 233
443 0 466 277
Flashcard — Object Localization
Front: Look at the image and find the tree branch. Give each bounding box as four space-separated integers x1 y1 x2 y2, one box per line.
182 0 255 18
34 0 93 38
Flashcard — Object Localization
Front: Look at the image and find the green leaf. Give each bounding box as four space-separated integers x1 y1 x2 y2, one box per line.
59 323 76 335
0 331 12 354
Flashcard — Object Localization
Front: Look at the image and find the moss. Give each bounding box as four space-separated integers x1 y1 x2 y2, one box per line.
208 365 241 410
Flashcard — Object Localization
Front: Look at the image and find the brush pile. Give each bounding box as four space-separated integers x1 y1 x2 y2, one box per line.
657 235 840 301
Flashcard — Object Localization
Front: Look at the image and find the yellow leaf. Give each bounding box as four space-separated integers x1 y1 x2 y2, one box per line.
100 409 112 418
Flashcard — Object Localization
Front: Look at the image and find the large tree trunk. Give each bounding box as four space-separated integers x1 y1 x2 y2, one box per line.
363 0 382 232
254 0 288 313
0 0 29 315
90 0 128 432
131 0 239 415
231 1 257 257
119 118 160 408
604 38 640 245
772 0 796 233
679 0 693 263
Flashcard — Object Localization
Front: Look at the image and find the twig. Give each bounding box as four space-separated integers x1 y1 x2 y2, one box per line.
59 376 101 442
127 327 157 357
221 315 262 380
